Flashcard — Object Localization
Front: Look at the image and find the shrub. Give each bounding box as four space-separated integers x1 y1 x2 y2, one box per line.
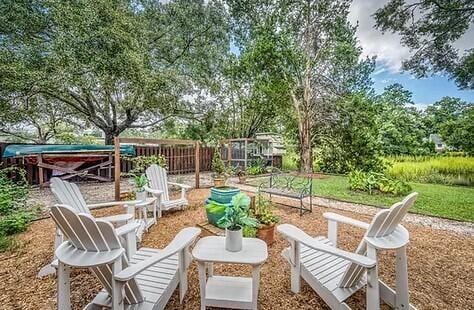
0 235 17 252
348 170 411 196
247 158 266 175
0 211 34 236
0 166 29 215
242 225 257 237
211 148 226 176
125 155 167 177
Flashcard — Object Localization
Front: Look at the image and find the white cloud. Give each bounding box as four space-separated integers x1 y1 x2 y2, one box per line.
349 0 411 72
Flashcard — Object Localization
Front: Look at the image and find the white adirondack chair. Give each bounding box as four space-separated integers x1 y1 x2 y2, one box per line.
278 192 418 310
50 204 201 310
37 178 147 278
145 164 191 217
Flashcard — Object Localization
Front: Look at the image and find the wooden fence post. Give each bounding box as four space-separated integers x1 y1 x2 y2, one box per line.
114 136 121 201
38 154 44 188
195 141 200 189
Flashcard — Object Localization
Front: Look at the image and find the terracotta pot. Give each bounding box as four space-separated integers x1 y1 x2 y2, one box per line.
257 223 276 245
238 175 246 184
214 177 226 188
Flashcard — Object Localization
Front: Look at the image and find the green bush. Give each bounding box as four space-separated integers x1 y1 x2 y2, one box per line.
247 158 266 175
242 225 257 237
0 211 34 236
348 170 411 196
0 166 35 252
124 155 167 177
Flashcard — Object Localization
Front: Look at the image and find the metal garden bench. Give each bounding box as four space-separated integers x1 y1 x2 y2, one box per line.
258 169 313 216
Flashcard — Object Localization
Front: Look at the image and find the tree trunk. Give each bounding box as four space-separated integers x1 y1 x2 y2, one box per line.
298 116 313 173
104 132 115 145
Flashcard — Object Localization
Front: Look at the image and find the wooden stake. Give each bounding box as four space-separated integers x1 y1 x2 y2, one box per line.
114 136 121 201
38 154 44 188
195 142 200 189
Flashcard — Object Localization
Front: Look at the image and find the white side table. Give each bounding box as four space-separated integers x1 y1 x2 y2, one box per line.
192 236 268 310
125 197 157 231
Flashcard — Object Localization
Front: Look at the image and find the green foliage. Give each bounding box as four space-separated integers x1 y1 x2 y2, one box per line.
132 174 148 192
0 166 29 216
0 0 230 142
0 166 35 251
348 170 412 196
374 0 474 89
246 158 266 175
205 201 227 215
387 156 474 186
217 193 258 230
316 94 385 174
252 193 280 225
242 225 257 238
375 84 432 156
0 211 34 236
125 155 167 177
211 148 227 176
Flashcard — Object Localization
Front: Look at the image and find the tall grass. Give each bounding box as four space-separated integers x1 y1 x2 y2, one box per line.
387 156 474 186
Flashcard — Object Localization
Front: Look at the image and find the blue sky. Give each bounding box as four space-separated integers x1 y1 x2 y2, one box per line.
372 67 473 107
349 0 473 107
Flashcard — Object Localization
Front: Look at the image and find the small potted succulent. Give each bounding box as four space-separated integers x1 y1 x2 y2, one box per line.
217 193 258 252
211 148 227 187
235 167 247 184
132 174 148 202
253 192 280 245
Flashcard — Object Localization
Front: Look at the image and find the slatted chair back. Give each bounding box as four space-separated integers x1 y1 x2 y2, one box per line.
50 177 89 214
338 192 418 288
146 164 169 202
50 204 144 304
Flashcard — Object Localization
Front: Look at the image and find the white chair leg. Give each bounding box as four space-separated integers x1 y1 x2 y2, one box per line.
395 246 410 309
57 261 71 310
290 241 301 293
198 261 207 310
366 245 380 310
112 259 124 310
178 249 188 303
251 265 261 310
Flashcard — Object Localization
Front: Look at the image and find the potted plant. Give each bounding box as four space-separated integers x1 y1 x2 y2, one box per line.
211 148 227 187
217 193 258 252
132 174 148 201
235 167 247 184
253 192 280 245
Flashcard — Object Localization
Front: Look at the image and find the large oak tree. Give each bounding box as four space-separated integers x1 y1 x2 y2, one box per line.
0 0 229 144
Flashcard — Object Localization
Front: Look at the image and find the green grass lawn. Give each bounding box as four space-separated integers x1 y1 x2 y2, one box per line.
248 175 474 222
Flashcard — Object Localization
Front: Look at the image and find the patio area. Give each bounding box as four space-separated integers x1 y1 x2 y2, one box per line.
0 185 472 309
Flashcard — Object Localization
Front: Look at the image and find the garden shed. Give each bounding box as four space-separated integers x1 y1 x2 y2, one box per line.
221 133 285 168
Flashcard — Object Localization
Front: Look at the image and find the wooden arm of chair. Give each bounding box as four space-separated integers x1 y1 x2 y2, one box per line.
115 222 141 237
168 182 191 189
86 200 142 209
115 227 201 281
277 224 375 268
144 186 163 196
323 212 370 246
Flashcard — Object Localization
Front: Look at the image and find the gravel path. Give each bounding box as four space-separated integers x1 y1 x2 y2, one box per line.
230 181 474 236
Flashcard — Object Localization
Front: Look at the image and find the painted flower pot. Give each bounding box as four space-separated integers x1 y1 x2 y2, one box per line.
204 199 230 227
225 227 243 252
135 190 147 202
210 187 241 204
257 224 276 246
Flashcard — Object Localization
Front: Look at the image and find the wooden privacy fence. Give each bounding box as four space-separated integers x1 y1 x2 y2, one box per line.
0 142 214 186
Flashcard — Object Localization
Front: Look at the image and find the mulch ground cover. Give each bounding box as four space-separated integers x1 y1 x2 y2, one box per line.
0 188 472 309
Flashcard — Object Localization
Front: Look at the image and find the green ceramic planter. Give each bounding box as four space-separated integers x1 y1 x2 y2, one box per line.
210 186 241 204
